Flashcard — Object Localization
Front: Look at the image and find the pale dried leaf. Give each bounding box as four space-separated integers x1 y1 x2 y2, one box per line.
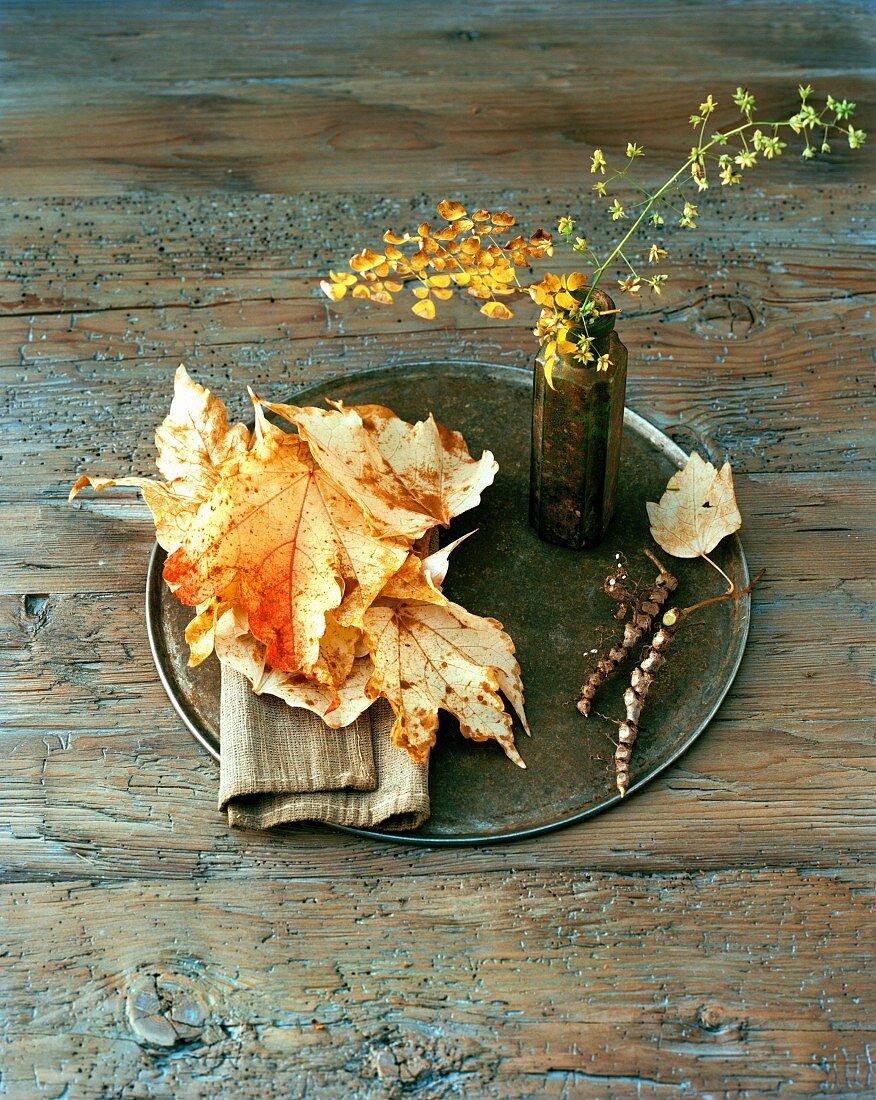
69 475 200 554
364 598 528 766
214 607 374 727
260 399 497 538
421 531 475 587
70 366 250 552
183 583 239 667
155 364 250 499
646 451 742 558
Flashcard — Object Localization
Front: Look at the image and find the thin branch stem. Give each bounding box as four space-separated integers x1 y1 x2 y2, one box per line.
680 567 766 617
643 548 670 576
582 112 844 308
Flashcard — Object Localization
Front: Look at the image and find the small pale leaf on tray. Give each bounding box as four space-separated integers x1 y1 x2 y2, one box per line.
646 451 742 558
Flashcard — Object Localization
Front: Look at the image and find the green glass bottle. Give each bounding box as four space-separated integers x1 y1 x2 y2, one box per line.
530 289 628 548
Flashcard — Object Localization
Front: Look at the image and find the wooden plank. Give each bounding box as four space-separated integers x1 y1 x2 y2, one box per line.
2 578 873 725
0 0 872 197
1 472 871 884
1 1 873 1095
2 871 874 1098
2 715 873 886
2 192 872 315
1 565 872 882
1 189 873 496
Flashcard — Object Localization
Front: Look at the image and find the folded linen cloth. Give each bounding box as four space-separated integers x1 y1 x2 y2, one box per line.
218 666 429 831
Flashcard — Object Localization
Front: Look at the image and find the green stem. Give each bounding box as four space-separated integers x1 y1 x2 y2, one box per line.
583 116 810 310
585 159 691 305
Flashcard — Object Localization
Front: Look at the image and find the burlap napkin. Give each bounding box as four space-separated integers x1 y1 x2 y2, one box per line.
218 666 430 831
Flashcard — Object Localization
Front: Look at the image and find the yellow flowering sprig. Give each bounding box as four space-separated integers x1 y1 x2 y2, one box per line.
529 273 621 380
322 86 865 388
571 84 865 317
321 199 553 322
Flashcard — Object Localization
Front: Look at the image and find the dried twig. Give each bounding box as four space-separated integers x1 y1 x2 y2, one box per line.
614 567 765 796
615 616 679 797
577 550 677 716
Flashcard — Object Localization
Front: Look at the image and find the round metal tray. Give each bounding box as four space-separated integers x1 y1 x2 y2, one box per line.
146 361 750 845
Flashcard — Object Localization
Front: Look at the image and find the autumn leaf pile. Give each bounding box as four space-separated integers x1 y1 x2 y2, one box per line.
71 367 529 766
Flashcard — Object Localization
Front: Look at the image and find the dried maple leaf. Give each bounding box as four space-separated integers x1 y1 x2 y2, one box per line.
215 607 374 727
312 613 361 690
363 597 529 766
155 364 250 498
646 451 742 558
70 365 250 552
378 533 475 603
163 431 409 677
69 474 200 554
377 553 448 605
259 398 497 539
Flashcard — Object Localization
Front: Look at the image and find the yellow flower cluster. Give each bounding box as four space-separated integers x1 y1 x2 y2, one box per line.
321 200 553 322
322 84 866 390
529 272 603 378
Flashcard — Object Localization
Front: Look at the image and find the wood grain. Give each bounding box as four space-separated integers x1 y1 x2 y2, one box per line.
3 873 874 1099
1 1 874 1097
0 0 873 197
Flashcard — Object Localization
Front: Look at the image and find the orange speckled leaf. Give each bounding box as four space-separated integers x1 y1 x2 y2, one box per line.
163 433 408 676
363 598 528 766
259 399 497 539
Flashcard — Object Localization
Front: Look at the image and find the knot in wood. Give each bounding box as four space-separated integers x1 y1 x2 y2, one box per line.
696 1002 747 1037
124 970 209 1048
695 294 758 339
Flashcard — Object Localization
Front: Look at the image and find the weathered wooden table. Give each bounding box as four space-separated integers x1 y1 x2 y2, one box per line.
2 3 874 1096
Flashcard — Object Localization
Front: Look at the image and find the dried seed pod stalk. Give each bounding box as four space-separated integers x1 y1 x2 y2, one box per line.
577 550 677 716
604 554 637 620
615 608 680 797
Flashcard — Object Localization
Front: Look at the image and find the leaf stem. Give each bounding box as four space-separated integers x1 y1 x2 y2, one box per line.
700 551 735 593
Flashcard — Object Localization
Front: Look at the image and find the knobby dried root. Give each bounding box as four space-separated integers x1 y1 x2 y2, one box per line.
614 566 765 796
603 554 637 621
615 611 680 797
577 550 677 717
